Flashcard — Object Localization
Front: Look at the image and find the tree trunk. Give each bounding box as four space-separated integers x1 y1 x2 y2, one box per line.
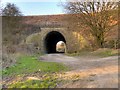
96 36 104 48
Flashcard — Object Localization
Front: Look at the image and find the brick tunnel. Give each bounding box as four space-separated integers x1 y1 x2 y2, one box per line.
44 31 66 54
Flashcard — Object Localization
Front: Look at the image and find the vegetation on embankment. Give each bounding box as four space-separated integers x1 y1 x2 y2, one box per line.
2 54 68 88
8 74 60 88
66 48 118 57
91 48 119 57
3 55 68 77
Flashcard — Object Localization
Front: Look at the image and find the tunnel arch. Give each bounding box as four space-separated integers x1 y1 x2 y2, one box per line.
44 31 66 54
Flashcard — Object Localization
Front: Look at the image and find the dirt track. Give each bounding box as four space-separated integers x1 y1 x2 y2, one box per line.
39 54 118 88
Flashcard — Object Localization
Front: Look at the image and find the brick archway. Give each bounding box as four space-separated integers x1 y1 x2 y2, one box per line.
40 28 78 54
44 31 66 53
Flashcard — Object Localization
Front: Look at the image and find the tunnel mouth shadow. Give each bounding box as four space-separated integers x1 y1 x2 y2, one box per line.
44 31 66 54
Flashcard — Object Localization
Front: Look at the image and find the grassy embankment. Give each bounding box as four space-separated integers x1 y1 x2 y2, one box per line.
2 55 68 88
66 48 118 57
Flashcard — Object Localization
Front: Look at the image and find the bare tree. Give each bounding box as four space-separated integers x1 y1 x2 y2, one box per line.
63 0 118 48
2 3 22 16
2 3 23 45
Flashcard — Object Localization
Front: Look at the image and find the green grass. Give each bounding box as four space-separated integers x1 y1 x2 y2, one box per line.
2 55 68 77
92 48 118 57
66 48 118 57
8 75 58 88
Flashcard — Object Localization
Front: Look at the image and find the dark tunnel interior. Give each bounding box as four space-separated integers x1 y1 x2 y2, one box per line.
44 31 66 54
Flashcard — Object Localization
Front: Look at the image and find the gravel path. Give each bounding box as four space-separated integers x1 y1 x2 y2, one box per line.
39 54 118 88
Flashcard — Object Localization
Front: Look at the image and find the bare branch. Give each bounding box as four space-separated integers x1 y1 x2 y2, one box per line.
63 0 118 48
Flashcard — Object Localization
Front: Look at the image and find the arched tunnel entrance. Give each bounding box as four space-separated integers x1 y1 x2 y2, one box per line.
44 31 66 54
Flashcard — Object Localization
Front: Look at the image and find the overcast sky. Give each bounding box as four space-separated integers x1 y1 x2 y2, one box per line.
1 0 66 16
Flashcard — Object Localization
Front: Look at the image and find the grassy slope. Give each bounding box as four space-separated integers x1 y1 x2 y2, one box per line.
66 48 118 57
91 48 118 57
3 55 68 88
3 55 68 77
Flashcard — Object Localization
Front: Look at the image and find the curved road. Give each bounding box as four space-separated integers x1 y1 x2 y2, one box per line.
39 54 118 88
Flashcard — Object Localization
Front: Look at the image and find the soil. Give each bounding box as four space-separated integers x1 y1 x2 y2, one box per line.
39 54 118 88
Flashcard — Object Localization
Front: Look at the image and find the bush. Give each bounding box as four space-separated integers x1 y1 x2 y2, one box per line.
104 39 120 49
2 53 16 69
